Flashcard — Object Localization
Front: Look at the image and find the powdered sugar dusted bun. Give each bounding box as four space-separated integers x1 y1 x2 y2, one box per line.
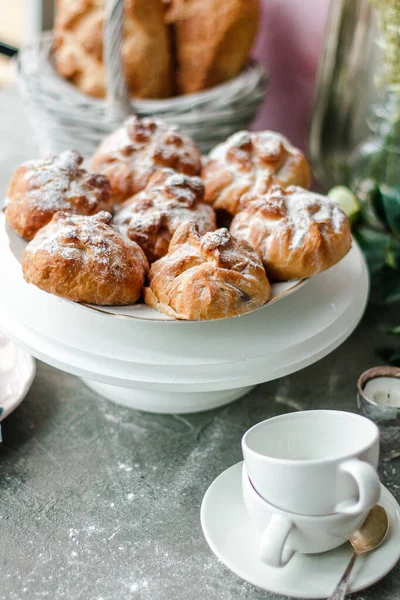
114 168 216 263
202 130 312 217
230 185 352 281
5 150 113 241
22 212 149 305
92 116 202 204
144 221 270 320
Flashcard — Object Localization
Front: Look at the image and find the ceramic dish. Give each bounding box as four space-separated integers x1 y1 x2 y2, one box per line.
0 219 369 412
201 462 400 599
0 218 369 412
0 330 35 420
4 217 307 322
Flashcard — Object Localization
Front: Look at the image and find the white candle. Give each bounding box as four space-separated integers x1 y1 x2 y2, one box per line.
363 377 400 407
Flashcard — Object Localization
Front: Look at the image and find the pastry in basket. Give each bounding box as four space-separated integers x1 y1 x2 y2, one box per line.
144 221 270 320
230 185 352 281
22 211 148 306
53 0 174 99
202 130 312 219
114 168 216 262
5 150 113 241
165 0 260 94
92 116 202 204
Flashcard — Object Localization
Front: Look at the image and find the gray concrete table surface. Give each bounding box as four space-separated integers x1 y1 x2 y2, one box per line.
0 87 399 600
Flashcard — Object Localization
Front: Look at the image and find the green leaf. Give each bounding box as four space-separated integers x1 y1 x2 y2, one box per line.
366 248 390 274
370 186 389 229
355 226 391 247
355 226 400 274
354 228 394 274
389 325 400 335
376 347 400 367
381 186 400 236
386 249 397 268
378 265 400 303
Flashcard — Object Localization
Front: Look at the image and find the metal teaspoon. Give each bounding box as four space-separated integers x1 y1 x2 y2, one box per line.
328 505 389 600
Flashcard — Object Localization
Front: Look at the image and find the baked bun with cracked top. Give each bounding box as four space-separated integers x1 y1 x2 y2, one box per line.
230 185 352 281
5 150 113 241
165 0 260 94
202 130 312 218
22 211 148 305
114 168 216 262
92 116 202 204
144 221 270 320
53 0 174 99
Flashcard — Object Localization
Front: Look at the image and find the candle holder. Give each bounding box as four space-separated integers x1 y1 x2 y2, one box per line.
357 366 400 461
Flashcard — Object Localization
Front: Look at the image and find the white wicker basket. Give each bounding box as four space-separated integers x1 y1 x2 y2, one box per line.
16 0 267 157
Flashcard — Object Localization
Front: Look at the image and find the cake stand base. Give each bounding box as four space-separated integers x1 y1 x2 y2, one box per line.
82 379 256 414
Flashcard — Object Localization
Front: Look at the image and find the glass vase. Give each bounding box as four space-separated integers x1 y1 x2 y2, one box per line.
309 0 400 305
309 0 400 207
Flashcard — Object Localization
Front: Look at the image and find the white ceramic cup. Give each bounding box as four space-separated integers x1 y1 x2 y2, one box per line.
242 410 380 516
242 464 370 568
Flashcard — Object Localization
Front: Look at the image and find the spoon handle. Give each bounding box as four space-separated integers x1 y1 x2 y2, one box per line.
328 551 359 600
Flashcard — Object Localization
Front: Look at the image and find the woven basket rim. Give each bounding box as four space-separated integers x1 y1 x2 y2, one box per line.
17 32 268 112
17 30 267 155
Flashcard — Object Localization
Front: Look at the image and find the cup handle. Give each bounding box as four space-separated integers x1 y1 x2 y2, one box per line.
259 514 295 568
335 458 380 515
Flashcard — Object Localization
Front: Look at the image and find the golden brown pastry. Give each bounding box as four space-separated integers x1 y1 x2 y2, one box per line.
92 116 202 204
202 130 312 219
114 168 216 262
144 221 270 320
22 211 148 305
230 185 352 281
53 0 174 99
165 0 260 94
5 150 112 241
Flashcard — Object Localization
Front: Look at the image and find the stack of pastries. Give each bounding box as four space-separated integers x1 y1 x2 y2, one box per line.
4 117 352 320
53 0 261 98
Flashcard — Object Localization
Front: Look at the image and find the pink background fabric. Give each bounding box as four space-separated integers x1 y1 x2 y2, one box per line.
252 0 330 152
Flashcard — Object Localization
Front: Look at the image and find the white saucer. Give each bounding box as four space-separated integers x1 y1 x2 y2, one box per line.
0 330 36 420
201 462 400 599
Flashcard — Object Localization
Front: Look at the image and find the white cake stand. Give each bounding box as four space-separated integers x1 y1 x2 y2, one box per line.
0 220 369 413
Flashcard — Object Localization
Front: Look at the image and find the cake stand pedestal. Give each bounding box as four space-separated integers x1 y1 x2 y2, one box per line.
82 380 256 413
0 223 369 413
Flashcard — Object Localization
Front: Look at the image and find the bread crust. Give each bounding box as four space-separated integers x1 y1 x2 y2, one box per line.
53 0 174 99
202 131 311 217
230 185 352 281
144 221 270 320
114 169 216 263
92 116 202 204
5 150 112 241
22 211 149 305
165 0 260 94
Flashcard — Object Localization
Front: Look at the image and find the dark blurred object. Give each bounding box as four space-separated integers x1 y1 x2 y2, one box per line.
0 42 19 57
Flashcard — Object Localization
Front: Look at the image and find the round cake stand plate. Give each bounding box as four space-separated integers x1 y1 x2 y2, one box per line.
0 226 369 413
